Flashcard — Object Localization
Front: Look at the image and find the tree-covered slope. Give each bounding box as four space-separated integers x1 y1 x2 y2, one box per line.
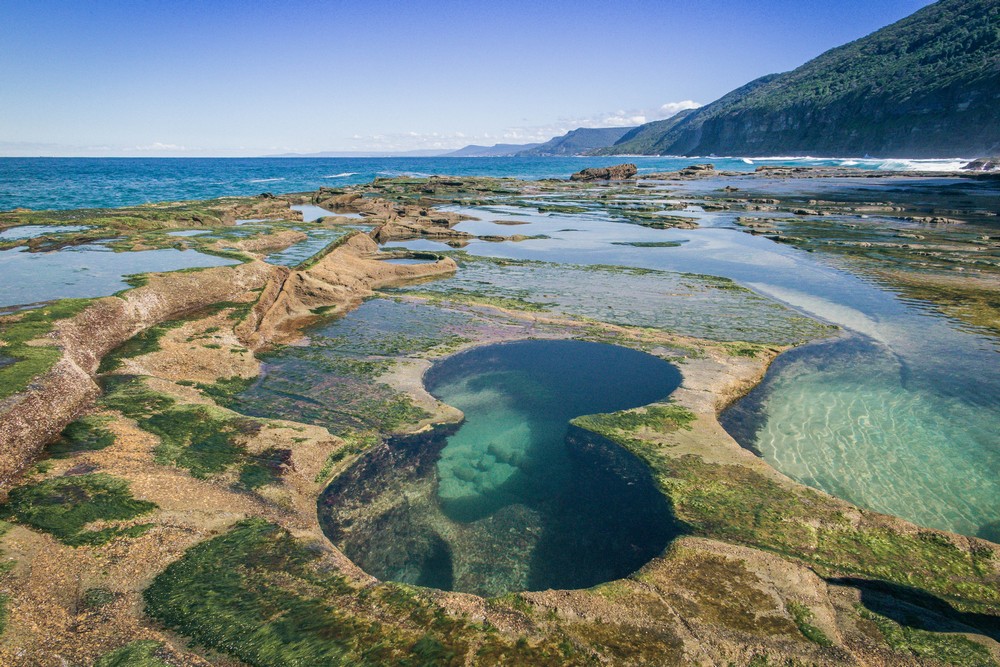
601 0 1000 158
443 143 541 157
517 126 636 156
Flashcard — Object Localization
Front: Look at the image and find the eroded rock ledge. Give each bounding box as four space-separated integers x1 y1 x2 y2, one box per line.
0 232 454 487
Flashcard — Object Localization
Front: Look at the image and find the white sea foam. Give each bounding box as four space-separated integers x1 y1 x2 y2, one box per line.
377 170 431 178
248 177 285 183
322 172 358 178
725 155 970 172
875 158 970 172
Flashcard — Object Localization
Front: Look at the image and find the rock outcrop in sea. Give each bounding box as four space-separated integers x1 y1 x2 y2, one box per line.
962 156 1000 171
570 163 638 181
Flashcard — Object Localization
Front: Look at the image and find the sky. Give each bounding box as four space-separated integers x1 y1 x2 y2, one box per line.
0 0 936 156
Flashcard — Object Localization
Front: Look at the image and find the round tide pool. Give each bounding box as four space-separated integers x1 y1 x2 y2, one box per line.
319 339 685 596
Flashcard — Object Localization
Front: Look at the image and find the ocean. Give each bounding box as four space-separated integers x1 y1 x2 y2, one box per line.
0 155 971 211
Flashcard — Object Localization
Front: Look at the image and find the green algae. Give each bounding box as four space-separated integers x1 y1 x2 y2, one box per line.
786 602 832 646
0 521 11 636
610 240 685 247
145 405 257 478
100 376 265 481
400 289 553 313
237 448 291 491
0 298 91 400
98 300 254 376
97 319 186 374
857 606 996 667
572 404 696 439
47 415 116 457
0 473 156 546
143 519 589 667
194 375 255 406
315 430 380 484
100 375 174 415
227 349 427 436
649 549 799 638
82 587 117 610
723 341 771 358
390 254 832 345
94 640 172 667
645 452 997 614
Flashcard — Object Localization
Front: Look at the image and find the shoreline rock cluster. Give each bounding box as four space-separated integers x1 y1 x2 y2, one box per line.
570 163 638 181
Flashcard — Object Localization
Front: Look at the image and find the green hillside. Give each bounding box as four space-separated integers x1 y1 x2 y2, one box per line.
517 126 636 156
600 0 1000 157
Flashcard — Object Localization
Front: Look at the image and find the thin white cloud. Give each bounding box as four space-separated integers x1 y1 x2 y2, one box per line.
132 142 187 152
337 100 703 152
658 100 702 117
555 99 702 130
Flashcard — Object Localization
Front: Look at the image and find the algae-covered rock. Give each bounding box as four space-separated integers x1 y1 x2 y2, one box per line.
570 163 638 181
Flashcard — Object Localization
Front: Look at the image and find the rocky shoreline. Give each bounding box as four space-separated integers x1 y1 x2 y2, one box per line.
0 174 997 666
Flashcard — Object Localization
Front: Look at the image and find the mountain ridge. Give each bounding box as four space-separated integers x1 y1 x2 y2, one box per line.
517 126 636 156
597 0 1000 158
441 143 541 157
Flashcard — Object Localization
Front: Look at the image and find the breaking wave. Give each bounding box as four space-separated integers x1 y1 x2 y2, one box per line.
730 155 970 172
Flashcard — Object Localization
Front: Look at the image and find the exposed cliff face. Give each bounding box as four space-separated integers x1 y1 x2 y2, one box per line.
602 0 1000 158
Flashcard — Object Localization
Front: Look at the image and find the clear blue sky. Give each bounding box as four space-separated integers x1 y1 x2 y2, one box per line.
0 0 936 156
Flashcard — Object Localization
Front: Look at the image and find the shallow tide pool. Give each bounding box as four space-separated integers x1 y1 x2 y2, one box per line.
0 224 91 240
0 245 240 308
264 227 363 266
386 181 1000 539
319 339 684 596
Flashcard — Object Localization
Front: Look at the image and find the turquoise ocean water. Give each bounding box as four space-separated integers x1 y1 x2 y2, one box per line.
0 155 956 211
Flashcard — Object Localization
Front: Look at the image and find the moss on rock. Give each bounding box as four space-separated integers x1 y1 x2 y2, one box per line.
0 473 156 546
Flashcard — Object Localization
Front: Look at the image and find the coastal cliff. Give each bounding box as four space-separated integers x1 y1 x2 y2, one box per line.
600 0 1000 158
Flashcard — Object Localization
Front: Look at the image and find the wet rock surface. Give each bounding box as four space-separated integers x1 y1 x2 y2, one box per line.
0 173 998 666
570 163 638 181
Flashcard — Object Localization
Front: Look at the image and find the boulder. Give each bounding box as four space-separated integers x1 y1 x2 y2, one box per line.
570 163 638 181
961 157 1000 171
